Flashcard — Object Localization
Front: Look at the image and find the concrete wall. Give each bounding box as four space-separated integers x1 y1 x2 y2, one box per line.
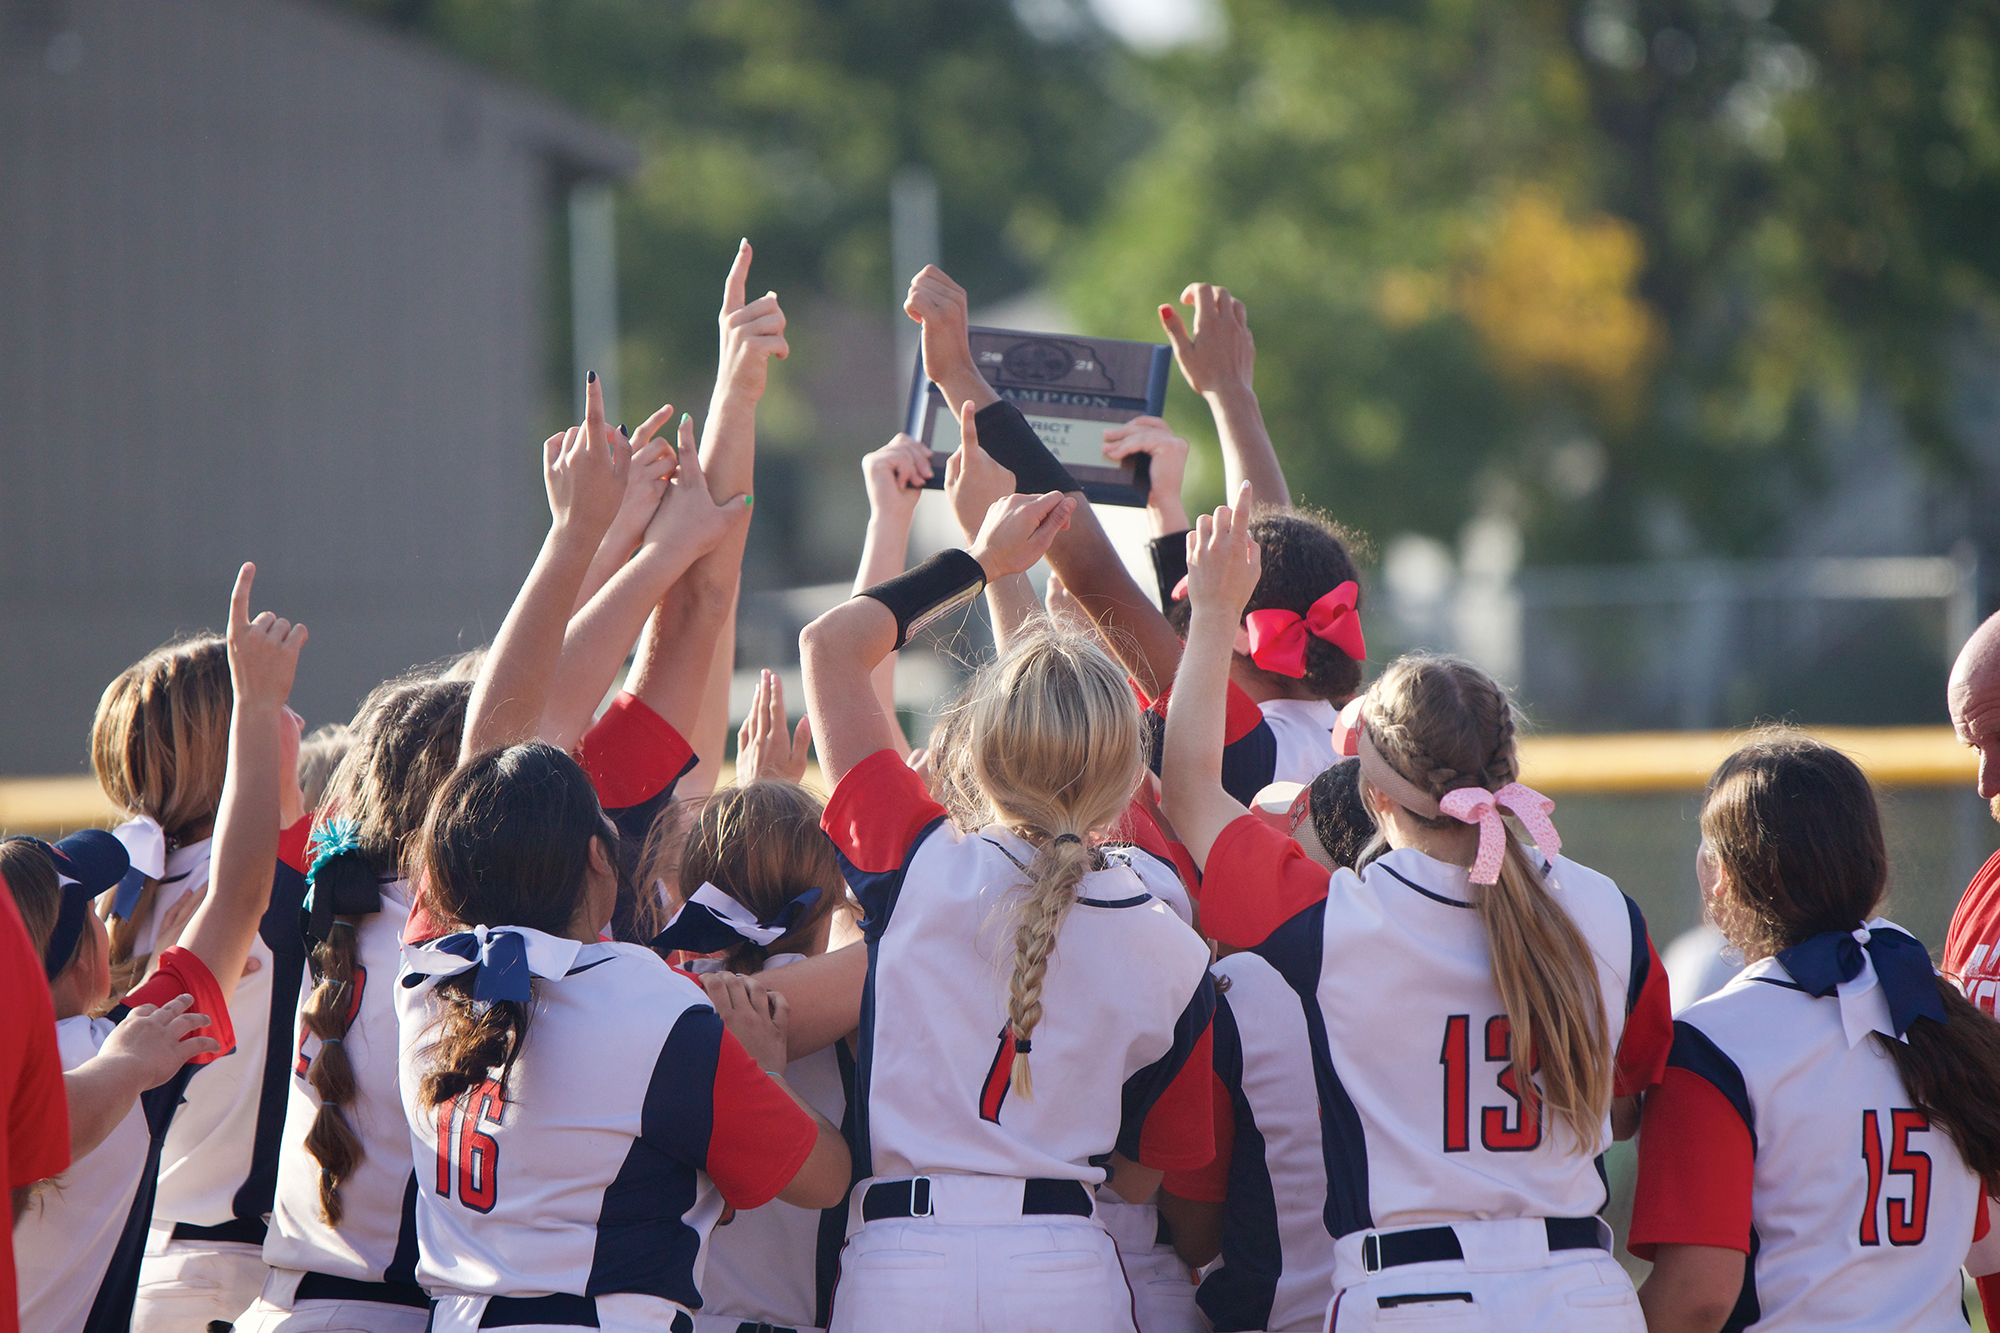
0 0 634 773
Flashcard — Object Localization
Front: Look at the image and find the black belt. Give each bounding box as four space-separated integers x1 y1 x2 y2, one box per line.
296 1270 431 1309
469 1294 691 1331
1360 1218 1606 1274
171 1216 269 1246
860 1177 1092 1221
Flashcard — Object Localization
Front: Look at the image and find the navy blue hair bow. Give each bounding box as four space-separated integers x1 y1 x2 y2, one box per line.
1776 921 1947 1041
401 925 582 1005
651 883 822 956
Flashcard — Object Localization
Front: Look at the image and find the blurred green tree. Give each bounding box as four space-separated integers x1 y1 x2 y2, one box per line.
1063 0 2000 563
331 0 1140 446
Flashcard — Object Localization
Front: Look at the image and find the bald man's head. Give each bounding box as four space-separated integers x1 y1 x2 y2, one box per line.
1951 611 2000 812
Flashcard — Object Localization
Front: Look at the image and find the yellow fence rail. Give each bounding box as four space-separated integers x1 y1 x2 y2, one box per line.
0 727 1976 836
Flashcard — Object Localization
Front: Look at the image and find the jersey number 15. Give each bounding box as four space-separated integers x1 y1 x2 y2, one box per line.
436 1079 505 1213
1859 1109 1931 1246
1440 1014 1541 1153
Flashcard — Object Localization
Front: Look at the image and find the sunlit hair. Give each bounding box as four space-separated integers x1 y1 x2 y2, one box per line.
1704 731 2000 1189
90 634 231 995
1165 505 1366 704
1361 652 1611 1154
948 627 1145 1099
297 723 355 816
413 742 615 1110
0 839 65 965
299 676 468 1224
670 781 847 974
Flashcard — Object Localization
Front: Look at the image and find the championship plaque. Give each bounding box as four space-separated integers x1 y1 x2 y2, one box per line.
907 328 1173 507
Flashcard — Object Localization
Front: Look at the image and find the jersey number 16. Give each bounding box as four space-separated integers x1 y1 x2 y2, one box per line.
1440 1014 1541 1153
436 1079 505 1213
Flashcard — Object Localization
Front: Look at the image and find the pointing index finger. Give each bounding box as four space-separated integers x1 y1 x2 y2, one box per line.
723 239 752 315
230 563 256 631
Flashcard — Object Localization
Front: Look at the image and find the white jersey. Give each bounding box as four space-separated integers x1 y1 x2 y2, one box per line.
153 825 312 1234
822 750 1216 1187
16 950 230 1333
264 877 420 1285
1631 941 1983 1332
1198 816 1673 1236
396 939 820 1315
1189 951 1338 1333
694 954 850 1331
1258 698 1339 787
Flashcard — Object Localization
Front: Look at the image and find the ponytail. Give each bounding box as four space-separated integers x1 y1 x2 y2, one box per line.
418 981 533 1110
1882 982 2000 1190
299 916 363 1224
1004 836 1095 1099
1480 835 1611 1154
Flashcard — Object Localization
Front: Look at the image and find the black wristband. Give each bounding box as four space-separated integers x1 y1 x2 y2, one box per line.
1149 531 1189 607
860 549 988 649
973 400 1082 496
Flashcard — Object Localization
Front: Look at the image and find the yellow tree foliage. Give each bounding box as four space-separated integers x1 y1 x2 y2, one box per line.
1458 186 1661 420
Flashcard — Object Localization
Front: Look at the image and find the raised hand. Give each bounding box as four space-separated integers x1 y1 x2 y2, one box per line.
1184 480 1262 620
719 240 790 404
1160 283 1256 399
1101 414 1191 533
904 265 997 415
545 374 632 546
967 491 1078 581
1044 571 1096 636
863 433 934 525
607 404 680 548
642 413 753 557
738 669 812 784
227 562 307 709
944 402 1018 544
97 993 222 1088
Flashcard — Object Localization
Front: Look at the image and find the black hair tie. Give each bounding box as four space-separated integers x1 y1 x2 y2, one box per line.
1053 834 1082 846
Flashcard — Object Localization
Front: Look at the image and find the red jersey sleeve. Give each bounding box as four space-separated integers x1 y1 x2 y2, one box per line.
278 815 312 875
1200 814 1333 949
822 748 948 875
1136 1024 1215 1172
1139 680 1265 747
703 1027 820 1211
1161 1068 1234 1203
1945 848 2000 1016
1978 1190 1991 1243
122 946 235 1064
1615 933 1674 1098
1627 1065 1755 1260
578 692 698 812
3 877 70 1188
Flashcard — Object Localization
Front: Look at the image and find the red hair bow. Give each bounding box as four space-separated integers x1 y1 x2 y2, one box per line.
1242 581 1365 678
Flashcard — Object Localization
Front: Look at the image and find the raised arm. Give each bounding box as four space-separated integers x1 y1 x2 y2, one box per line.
851 434 933 755
1160 284 1289 509
180 563 307 990
571 404 680 614
699 240 787 501
461 375 629 759
1160 482 1262 868
906 267 1186 696
803 490 1076 786
544 420 751 751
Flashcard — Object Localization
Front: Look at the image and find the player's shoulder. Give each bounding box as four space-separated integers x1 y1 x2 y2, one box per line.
1946 847 2000 963
1212 948 1285 991
1099 843 1195 927
1675 960 1812 1048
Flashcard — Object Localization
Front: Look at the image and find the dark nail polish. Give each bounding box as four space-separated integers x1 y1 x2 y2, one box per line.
619 424 629 437
587 370 597 384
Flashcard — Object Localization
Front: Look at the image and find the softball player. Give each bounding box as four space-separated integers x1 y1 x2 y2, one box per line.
397 741 849 1333
800 479 1217 1333
1160 490 1672 1330
1631 734 2000 1332
18 563 304 1333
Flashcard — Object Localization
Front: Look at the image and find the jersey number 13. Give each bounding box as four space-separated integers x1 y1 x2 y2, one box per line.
1440 1014 1541 1153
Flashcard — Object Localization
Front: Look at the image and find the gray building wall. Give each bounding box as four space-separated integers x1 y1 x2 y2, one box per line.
0 0 636 773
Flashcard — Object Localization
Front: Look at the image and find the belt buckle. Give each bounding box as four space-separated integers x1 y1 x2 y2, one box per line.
1362 1233 1382 1274
910 1176 933 1218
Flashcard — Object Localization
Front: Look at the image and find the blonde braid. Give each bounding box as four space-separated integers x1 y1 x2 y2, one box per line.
1004 837 1095 1099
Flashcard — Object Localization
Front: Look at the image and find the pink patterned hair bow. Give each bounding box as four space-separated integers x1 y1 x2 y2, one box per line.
1241 581 1366 677
1437 783 1561 886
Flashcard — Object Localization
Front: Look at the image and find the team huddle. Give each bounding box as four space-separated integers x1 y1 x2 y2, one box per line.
12 246 2000 1333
